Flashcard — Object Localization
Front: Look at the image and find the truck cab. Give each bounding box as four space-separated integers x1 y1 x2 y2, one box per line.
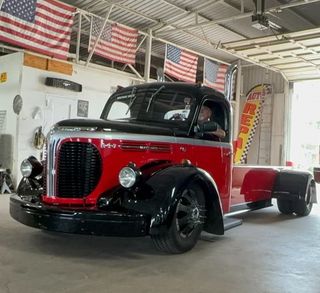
10 82 318 253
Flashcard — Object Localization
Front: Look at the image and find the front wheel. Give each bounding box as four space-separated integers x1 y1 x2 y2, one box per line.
152 183 206 253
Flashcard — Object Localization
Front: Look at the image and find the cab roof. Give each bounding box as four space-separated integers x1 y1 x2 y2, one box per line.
115 82 226 101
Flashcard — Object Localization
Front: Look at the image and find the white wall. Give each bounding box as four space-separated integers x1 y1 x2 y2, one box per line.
0 52 23 177
1 52 138 183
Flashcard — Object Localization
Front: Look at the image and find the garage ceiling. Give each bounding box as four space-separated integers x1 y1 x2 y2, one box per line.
2 0 320 81
223 27 320 81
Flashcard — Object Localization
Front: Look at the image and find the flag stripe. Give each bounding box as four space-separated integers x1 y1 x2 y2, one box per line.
90 42 136 60
37 2 74 20
0 0 75 60
89 19 138 65
165 65 196 82
0 14 71 39
93 50 133 64
0 30 69 57
90 46 136 61
165 61 197 79
91 37 137 54
36 10 73 27
0 26 69 52
0 35 67 59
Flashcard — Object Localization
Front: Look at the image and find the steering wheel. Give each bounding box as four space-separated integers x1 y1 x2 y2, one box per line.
169 113 185 121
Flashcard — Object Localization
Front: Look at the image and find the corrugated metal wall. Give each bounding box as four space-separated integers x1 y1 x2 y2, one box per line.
240 66 288 165
242 66 285 95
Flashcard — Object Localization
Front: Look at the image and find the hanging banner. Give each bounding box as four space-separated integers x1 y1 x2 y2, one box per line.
234 84 272 164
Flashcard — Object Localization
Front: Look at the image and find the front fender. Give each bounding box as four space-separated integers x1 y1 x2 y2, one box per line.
123 165 224 236
17 177 43 197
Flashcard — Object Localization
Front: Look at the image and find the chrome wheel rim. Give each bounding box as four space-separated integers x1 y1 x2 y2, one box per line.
175 188 205 238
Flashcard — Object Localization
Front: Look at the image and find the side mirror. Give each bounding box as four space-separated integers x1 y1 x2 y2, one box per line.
199 121 218 132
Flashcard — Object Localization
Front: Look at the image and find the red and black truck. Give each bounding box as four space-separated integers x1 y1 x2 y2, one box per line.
10 80 318 253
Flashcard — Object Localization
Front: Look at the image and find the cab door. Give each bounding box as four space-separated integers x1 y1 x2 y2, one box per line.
193 98 232 214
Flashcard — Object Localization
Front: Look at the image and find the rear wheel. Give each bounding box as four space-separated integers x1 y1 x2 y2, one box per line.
152 183 206 253
294 182 314 216
277 181 314 216
277 199 294 215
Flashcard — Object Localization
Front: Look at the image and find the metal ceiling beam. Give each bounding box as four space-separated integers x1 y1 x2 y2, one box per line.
155 0 320 36
154 0 248 39
275 62 320 70
228 41 320 58
154 0 222 32
96 0 159 24
223 27 320 49
267 56 320 65
246 45 320 60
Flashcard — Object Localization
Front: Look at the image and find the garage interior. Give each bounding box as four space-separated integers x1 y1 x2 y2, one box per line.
0 0 320 292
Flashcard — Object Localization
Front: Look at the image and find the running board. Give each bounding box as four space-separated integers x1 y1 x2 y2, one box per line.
223 216 243 231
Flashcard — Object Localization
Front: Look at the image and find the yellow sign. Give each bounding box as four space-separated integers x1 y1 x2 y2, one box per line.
0 72 7 83
234 84 272 164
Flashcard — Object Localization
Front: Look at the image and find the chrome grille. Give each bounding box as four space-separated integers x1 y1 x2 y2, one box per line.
56 142 102 198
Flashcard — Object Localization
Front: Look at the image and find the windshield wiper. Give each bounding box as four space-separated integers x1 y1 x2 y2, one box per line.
146 85 165 113
125 86 137 115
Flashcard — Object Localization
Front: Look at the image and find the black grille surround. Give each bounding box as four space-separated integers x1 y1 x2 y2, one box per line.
56 142 102 198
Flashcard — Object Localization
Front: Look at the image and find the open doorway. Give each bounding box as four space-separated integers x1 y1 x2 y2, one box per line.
290 81 320 171
291 81 320 212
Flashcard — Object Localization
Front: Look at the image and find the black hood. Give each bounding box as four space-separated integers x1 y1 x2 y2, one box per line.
55 119 175 136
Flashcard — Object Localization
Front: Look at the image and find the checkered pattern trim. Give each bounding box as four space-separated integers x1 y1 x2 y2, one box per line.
239 101 264 163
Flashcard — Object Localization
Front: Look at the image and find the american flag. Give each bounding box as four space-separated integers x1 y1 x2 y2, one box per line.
164 44 198 83
203 58 228 93
0 0 75 60
89 17 138 65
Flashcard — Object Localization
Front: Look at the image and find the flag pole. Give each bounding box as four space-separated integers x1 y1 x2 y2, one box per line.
76 12 82 64
203 57 206 86
144 28 152 82
163 44 168 80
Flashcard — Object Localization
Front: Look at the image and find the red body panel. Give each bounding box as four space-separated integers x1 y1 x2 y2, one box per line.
42 136 233 213
231 166 279 207
42 135 279 215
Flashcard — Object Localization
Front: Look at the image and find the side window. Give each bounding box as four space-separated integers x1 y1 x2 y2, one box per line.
196 100 229 142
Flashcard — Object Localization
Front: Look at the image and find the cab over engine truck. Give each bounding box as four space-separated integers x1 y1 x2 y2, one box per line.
10 79 318 253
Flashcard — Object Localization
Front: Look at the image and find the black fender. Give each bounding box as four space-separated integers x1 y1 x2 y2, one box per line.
272 170 317 204
122 165 224 236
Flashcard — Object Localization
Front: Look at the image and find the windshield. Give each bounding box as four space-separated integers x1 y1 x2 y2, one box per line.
101 88 197 132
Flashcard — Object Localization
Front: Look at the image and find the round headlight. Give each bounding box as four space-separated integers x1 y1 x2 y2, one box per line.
119 167 137 188
20 159 33 177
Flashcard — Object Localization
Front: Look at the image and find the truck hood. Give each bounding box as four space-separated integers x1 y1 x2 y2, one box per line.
55 118 176 136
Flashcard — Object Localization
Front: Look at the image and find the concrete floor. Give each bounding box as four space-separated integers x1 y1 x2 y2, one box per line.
0 194 320 293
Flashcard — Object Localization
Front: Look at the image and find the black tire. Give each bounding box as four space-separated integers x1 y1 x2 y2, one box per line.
152 183 206 254
293 183 314 216
294 200 313 216
277 199 294 215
